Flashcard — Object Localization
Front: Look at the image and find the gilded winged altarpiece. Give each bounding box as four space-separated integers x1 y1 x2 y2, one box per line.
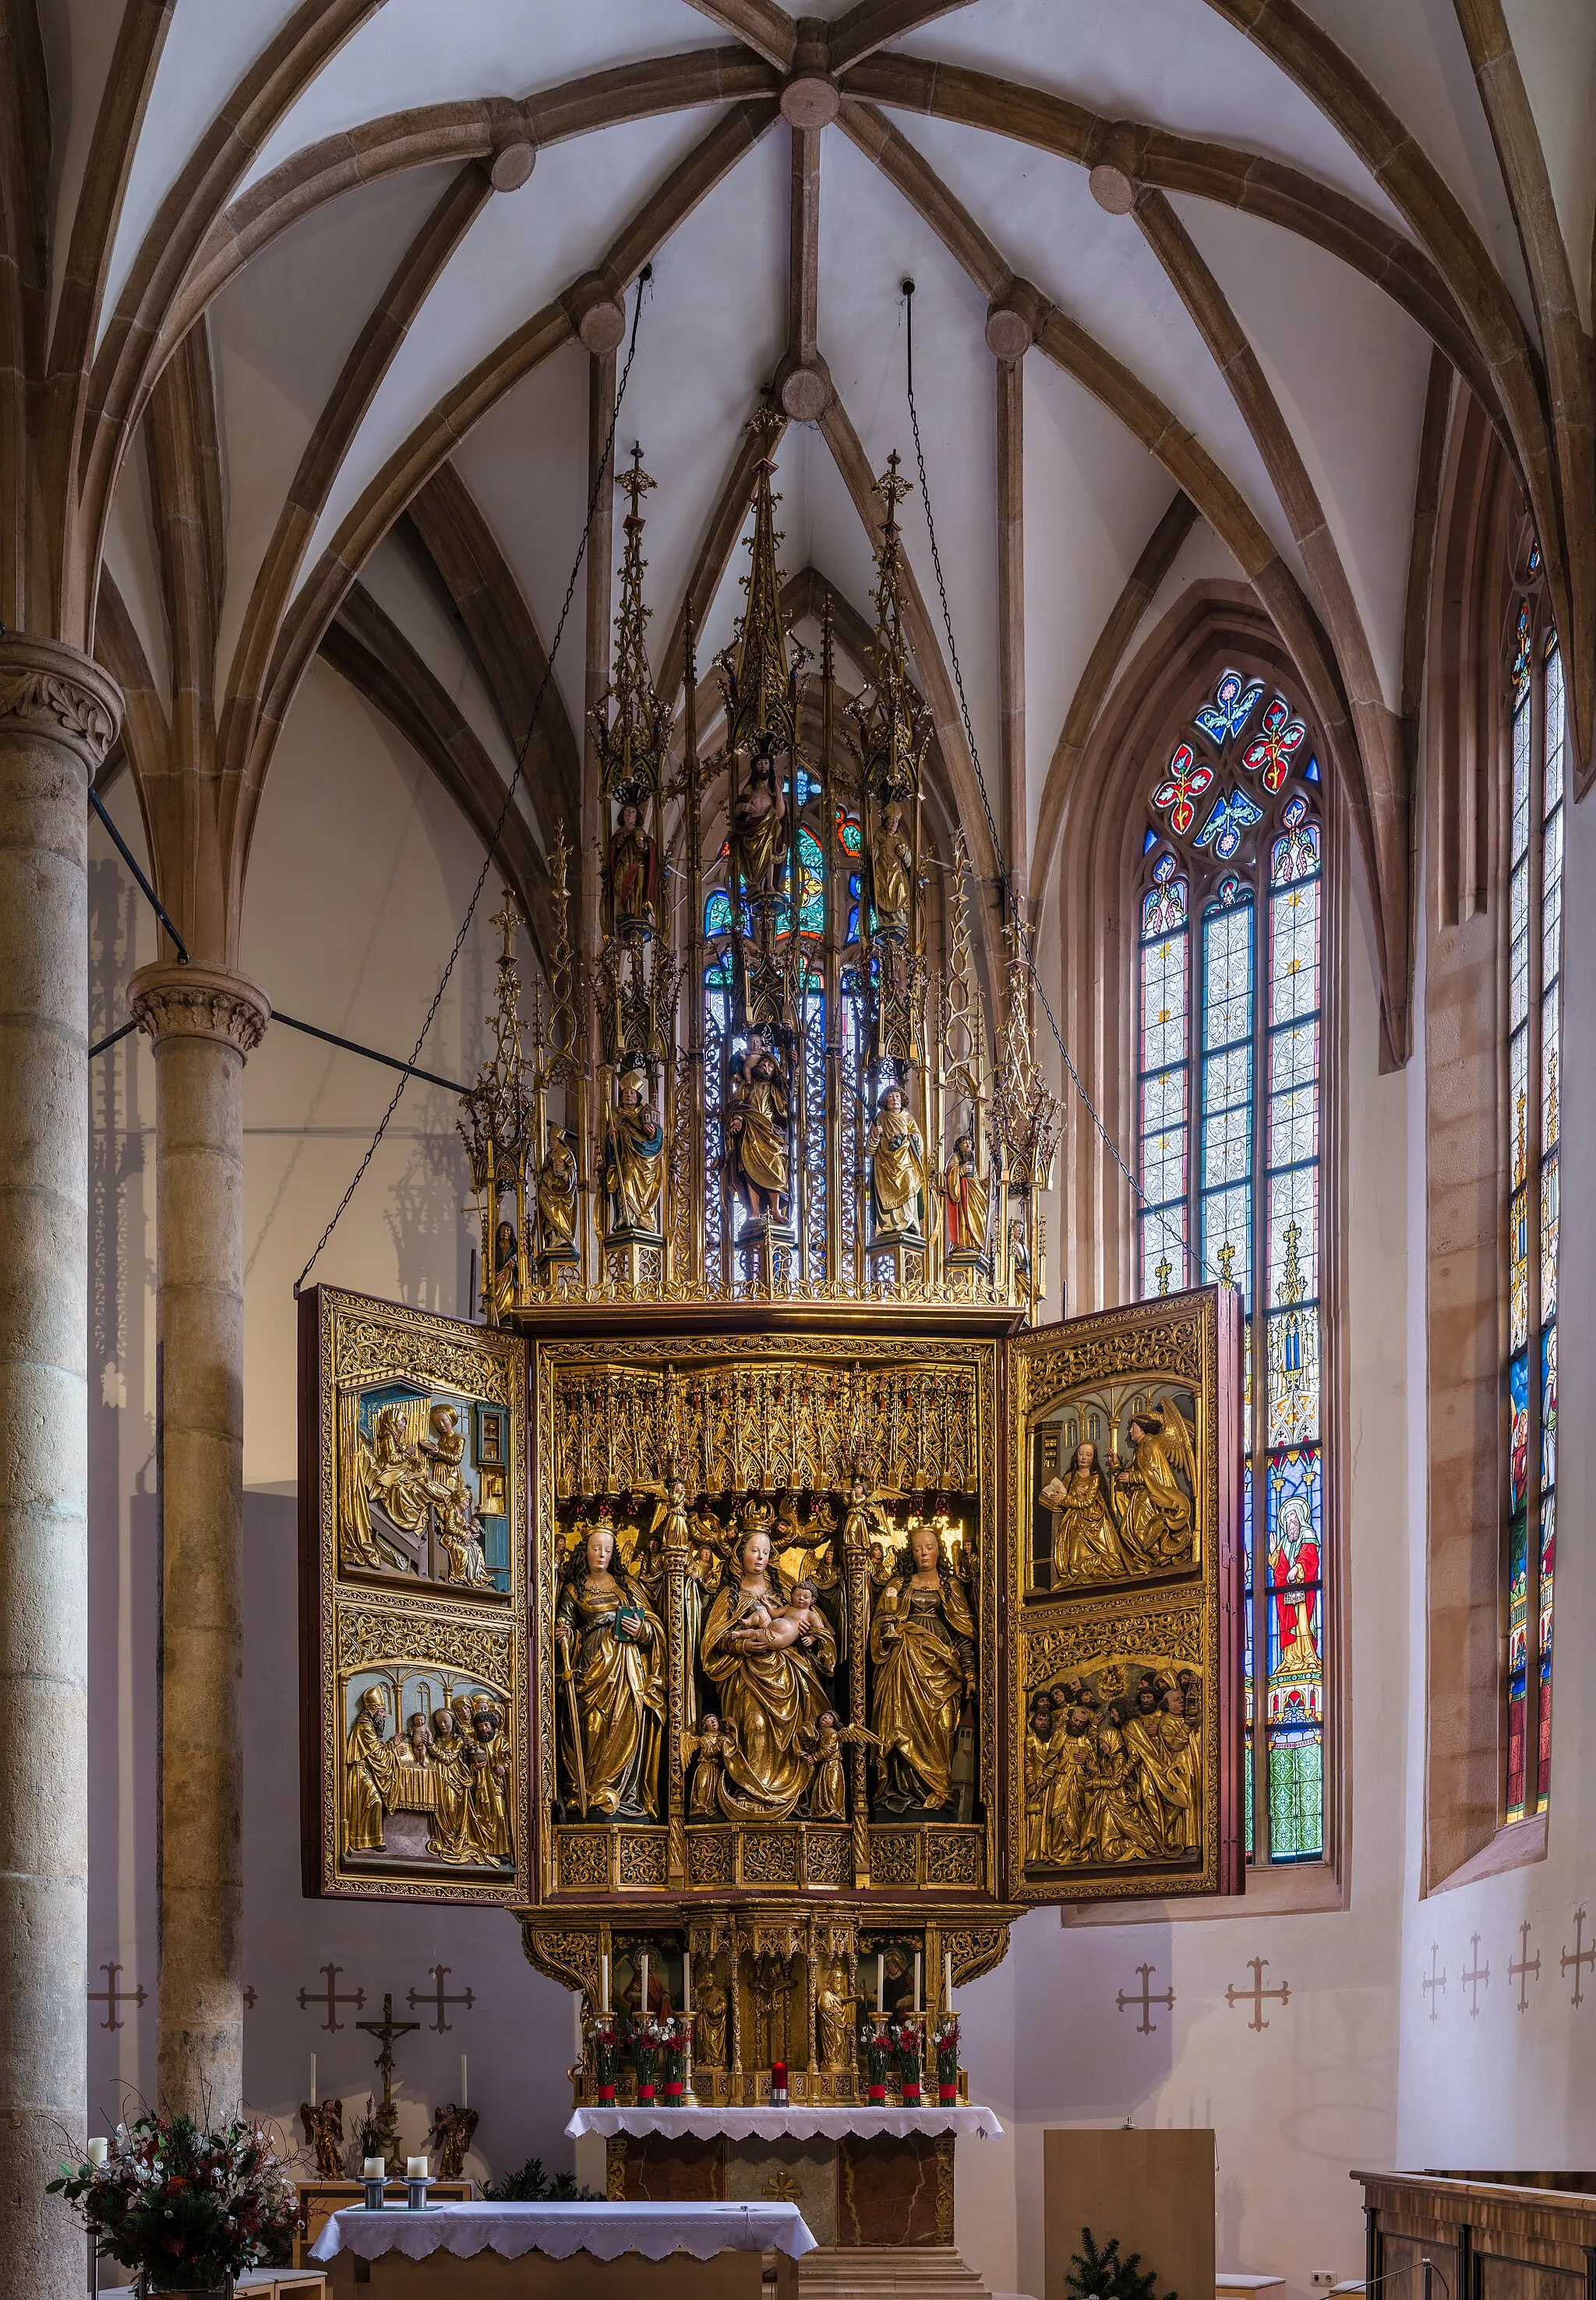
299 411 1244 2103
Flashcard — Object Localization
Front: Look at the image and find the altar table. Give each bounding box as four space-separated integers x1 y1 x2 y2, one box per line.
567 2104 1004 2300
310 2200 813 2300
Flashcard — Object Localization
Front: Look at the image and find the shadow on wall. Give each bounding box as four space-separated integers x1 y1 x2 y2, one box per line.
238 1488 574 2179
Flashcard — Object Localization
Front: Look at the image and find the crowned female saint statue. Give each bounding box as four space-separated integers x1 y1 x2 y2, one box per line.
555 1522 665 1820
867 1086 927 1243
699 1518 836 1820
602 1063 666 1241
867 1521 976 1818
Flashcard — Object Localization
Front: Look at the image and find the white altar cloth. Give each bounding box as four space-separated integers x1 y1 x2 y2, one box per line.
566 2104 1003 2143
309 2200 817 2265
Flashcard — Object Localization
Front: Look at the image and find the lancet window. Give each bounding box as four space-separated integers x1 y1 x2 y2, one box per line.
1504 558 1562 1824
1134 670 1326 1866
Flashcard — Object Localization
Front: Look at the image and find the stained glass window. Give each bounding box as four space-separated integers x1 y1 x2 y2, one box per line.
1135 667 1326 1864
1504 588 1562 1825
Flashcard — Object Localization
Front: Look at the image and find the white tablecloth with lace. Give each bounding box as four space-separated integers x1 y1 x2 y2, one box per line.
309 2199 817 2264
566 2104 1003 2143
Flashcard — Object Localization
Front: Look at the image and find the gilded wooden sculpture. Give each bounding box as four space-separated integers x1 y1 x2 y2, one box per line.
300 404 1245 2095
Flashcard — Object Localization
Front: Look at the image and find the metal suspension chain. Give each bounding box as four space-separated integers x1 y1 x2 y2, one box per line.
901 279 1206 1283
295 271 651 1294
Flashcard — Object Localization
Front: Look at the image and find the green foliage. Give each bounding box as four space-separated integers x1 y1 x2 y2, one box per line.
48 2111 298 2289
483 2156 597 2203
1065 2226 1177 2300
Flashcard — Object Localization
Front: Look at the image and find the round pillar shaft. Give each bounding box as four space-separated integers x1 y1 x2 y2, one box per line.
0 638 119 2300
129 963 269 2118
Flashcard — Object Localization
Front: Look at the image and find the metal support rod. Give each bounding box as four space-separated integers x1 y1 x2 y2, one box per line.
87 785 191 962
88 1006 469 1097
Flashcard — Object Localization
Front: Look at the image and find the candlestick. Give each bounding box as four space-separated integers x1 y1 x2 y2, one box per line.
944 1951 953 2011
683 1951 693 2015
601 1953 610 2014
913 1952 922 2016
876 1953 885 2016
460 2054 468 2110
640 1952 649 2015
87 2139 108 2169
310 2053 316 2105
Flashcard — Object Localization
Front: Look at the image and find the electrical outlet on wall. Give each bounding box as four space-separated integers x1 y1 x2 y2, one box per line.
1311 2274 1336 2288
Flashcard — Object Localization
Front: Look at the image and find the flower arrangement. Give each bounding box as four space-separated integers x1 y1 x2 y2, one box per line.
892 2018 923 2104
628 2012 669 2104
930 2015 961 2104
589 2016 620 2104
660 2016 690 2104
860 2023 893 2105
49 2111 297 2294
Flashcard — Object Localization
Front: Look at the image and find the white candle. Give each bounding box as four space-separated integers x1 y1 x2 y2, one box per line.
944 1952 953 2012
876 1954 885 2016
640 1952 649 2016
87 2139 108 2169
363 2157 385 2179
913 1953 922 2016
683 1952 693 2016
601 1953 610 2014
407 2155 429 2178
460 2054 468 2110
310 2054 316 2104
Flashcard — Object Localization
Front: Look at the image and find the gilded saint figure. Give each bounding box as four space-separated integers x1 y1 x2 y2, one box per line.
943 1132 989 1260
490 1217 518 1319
814 1943 856 2073
1122 1676 1200 1856
424 1706 476 1864
607 800 657 937
1022 1691 1058 1864
1040 1440 1126 1585
1110 1401 1198 1573
555 1523 666 1819
535 1136 579 1261
602 1065 666 1240
464 1698 514 1861
344 1684 398 1853
867 1086 927 1242
700 1524 836 1820
726 1032 792 1227
868 1521 976 1817
731 753 786 897
868 799 914 942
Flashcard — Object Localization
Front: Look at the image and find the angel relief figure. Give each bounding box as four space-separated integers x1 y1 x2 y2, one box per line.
1110 1399 1197 1573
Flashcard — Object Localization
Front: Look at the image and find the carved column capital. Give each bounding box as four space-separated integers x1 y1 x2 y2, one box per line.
0 634 122 770
129 962 270 1057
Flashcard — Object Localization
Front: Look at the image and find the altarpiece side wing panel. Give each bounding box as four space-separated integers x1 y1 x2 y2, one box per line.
299 1286 531 1903
1005 1284 1245 1903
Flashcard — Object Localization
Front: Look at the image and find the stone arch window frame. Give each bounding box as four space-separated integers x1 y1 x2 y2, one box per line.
1500 525 1562 1828
1132 664 1333 1875
1037 589 1352 1919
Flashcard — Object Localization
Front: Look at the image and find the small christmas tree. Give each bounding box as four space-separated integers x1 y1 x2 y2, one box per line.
1065 2227 1177 2300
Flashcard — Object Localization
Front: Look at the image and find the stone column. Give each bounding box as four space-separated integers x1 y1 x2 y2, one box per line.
128 962 269 2118
0 637 120 2298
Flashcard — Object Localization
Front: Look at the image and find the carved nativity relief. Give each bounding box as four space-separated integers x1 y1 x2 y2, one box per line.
1007 1285 1244 1903
301 1287 530 1903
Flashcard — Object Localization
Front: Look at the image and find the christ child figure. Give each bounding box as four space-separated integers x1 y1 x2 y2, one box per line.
729 1577 823 1654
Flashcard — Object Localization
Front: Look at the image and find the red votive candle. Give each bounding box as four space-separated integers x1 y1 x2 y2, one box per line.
770 2061 789 2104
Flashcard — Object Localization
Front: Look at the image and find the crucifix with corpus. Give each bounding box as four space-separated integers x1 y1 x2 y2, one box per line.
357 1992 422 2176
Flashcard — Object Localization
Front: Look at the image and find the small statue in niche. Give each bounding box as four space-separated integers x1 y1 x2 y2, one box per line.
802 1712 877 1821
943 1132 990 1263
725 1030 792 1228
868 797 914 942
681 1713 738 1816
1008 1214 1030 1291
814 1945 857 2073
731 752 786 897
602 1062 666 1240
693 1970 729 2069
490 1216 518 1316
535 1136 579 1260
866 1086 927 1242
607 799 657 937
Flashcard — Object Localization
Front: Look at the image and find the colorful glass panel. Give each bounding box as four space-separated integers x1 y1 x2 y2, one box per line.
1135 671 1325 1864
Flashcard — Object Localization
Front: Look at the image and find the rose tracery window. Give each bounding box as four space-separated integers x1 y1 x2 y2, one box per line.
1504 571 1562 1825
1135 668 1326 1866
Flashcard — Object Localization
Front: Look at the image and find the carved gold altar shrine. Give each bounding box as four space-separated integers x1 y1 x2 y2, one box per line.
298 411 1245 2107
